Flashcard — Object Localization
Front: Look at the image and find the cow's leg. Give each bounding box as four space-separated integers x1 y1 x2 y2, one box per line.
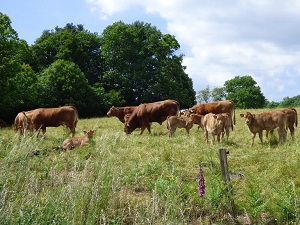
258 131 263 145
205 130 209 144
251 133 257 146
70 127 76 137
277 127 286 144
146 124 151 134
41 127 47 139
217 134 220 143
289 125 294 139
225 127 230 140
211 134 215 144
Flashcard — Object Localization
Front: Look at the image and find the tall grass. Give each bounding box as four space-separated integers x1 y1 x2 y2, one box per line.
0 108 300 224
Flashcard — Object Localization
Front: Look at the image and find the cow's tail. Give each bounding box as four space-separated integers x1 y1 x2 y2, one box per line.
232 101 236 125
71 106 79 128
292 108 298 127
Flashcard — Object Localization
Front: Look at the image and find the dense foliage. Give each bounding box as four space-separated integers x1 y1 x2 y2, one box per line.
0 12 195 123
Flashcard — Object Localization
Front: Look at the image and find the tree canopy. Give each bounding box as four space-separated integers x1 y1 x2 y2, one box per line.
100 21 195 108
224 75 266 108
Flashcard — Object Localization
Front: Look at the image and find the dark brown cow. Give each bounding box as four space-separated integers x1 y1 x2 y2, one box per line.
167 114 197 137
107 106 137 123
29 106 78 138
266 108 298 139
203 113 225 144
188 100 236 129
124 99 180 134
240 111 287 146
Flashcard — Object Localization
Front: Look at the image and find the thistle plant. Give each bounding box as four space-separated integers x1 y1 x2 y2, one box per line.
198 164 205 197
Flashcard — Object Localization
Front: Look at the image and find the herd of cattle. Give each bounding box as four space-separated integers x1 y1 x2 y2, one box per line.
11 99 298 149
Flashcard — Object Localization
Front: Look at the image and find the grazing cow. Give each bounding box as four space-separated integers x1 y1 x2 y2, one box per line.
240 111 287 146
124 99 180 134
107 106 137 123
203 113 225 144
29 106 78 138
188 100 235 129
62 129 95 151
167 114 197 137
13 112 29 137
266 108 298 139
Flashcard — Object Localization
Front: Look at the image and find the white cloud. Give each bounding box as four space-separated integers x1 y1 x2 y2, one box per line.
86 0 300 101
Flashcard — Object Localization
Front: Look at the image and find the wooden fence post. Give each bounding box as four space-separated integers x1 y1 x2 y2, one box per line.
219 148 235 216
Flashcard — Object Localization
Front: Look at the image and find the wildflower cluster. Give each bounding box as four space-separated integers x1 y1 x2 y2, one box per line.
198 165 205 197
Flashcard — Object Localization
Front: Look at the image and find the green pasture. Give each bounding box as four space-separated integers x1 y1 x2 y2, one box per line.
0 108 299 224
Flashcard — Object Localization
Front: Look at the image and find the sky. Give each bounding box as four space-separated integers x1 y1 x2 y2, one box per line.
1 0 300 102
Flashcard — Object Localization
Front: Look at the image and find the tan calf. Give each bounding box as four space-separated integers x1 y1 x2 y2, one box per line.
203 113 224 144
219 112 233 140
167 114 197 137
62 130 95 151
240 111 287 146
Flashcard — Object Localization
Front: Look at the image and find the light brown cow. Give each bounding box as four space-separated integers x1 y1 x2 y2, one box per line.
203 113 225 144
266 108 298 139
219 112 232 140
188 100 235 129
124 99 180 134
62 129 95 151
240 111 287 146
167 114 197 137
29 106 78 138
107 106 138 123
13 112 29 137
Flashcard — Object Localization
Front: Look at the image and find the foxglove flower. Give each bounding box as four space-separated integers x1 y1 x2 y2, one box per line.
198 165 205 197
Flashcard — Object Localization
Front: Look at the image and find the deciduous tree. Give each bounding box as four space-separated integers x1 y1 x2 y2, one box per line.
224 75 266 108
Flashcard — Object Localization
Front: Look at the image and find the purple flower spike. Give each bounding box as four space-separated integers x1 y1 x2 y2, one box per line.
198 165 205 197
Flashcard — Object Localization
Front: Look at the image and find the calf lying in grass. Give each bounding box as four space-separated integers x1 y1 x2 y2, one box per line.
62 130 95 151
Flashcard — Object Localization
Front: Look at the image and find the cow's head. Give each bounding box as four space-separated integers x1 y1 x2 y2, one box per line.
107 106 115 116
124 123 133 134
240 112 254 125
214 114 224 128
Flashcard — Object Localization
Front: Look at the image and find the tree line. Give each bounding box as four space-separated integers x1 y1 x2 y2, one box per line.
1 12 195 124
196 75 300 109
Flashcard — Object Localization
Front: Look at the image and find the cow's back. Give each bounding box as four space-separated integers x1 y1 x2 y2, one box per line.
31 106 78 128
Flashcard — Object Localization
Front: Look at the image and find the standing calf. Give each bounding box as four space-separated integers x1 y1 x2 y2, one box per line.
203 113 224 144
62 130 95 151
167 114 197 137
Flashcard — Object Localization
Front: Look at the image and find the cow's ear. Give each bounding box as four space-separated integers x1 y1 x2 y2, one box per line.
240 114 244 117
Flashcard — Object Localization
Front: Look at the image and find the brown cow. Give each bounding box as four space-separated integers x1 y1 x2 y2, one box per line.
61 129 95 151
124 99 180 134
266 108 298 139
167 114 197 137
188 100 235 129
203 113 225 144
29 106 78 138
107 106 137 123
240 111 287 146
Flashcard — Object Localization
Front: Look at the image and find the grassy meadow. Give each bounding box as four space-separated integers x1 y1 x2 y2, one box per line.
0 108 300 224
